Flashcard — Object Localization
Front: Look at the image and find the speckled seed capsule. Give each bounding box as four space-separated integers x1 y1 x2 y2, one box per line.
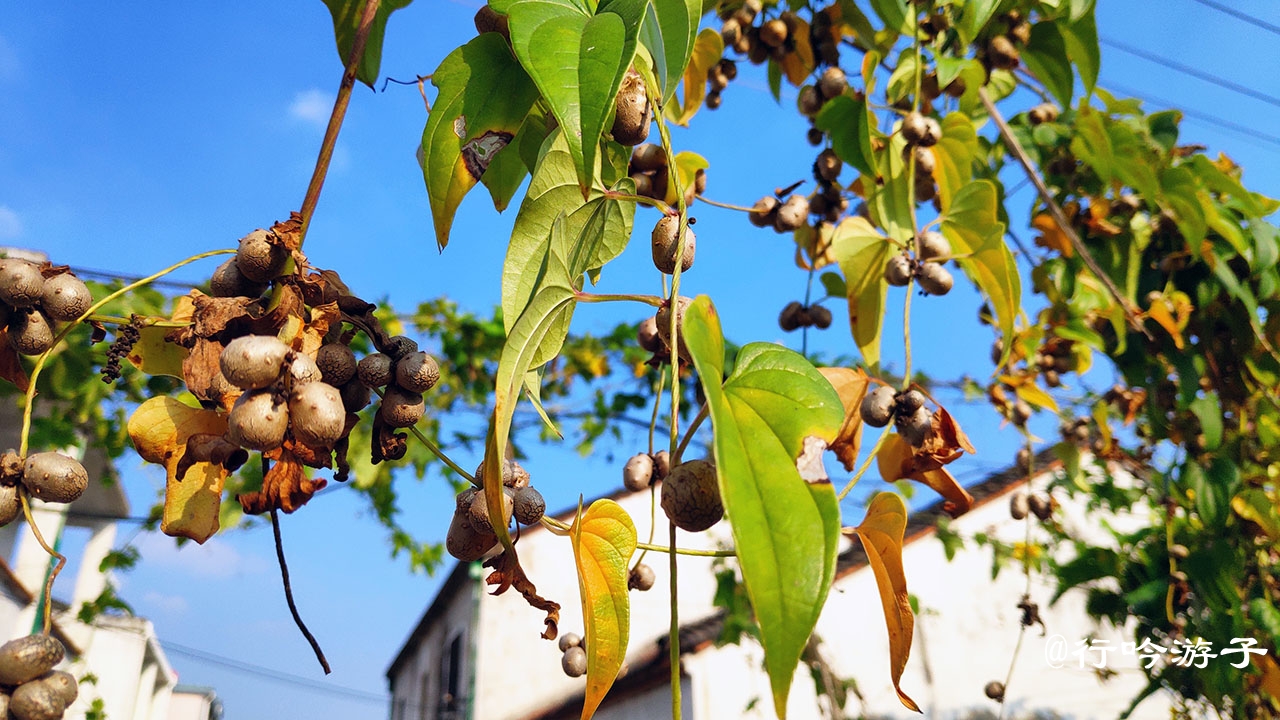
611 68 651 146
289 382 346 447
773 195 809 232
655 297 693 363
1009 491 1029 520
357 353 393 388
395 351 440 393
513 485 545 525
0 634 65 686
209 258 267 298
39 273 92 322
8 310 54 356
660 459 723 532
636 316 663 354
916 262 953 296
379 387 425 429
9 679 64 720
467 487 513 534
884 254 913 287
288 352 320 386
219 335 290 391
473 459 530 490
628 563 656 591
896 389 926 415
227 390 289 451
917 231 950 262
21 452 88 504
0 484 19 527
652 450 671 481
445 506 497 562
316 343 357 386
899 405 933 447
623 453 654 492
234 229 287 283
748 196 779 228
561 646 587 678
0 259 45 308
860 386 897 428
651 215 696 275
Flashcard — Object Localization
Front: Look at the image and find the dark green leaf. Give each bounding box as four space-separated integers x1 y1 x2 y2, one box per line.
815 96 875 177
954 0 1000 46
1188 392 1224 451
1061 11 1099 97
640 0 700 103
1021 22 1073 108
869 0 910 34
1070 106 1113 184
1159 166 1207 245
819 271 846 299
322 0 413 87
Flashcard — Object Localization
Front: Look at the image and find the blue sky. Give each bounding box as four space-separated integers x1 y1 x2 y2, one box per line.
1 2 1279 718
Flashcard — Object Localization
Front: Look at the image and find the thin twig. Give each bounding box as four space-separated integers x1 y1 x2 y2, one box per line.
298 0 383 248
673 403 709 465
668 521 682 720
695 195 756 213
20 493 65 636
979 86 1151 339
271 509 331 674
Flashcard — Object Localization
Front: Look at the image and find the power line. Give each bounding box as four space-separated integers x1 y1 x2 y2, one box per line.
1102 80 1280 151
160 640 387 704
1187 0 1280 37
68 265 202 291
1099 36 1280 109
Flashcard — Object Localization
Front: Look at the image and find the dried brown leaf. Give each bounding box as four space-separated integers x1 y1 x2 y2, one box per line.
483 549 561 640
817 367 870 471
0 331 30 392
237 451 327 515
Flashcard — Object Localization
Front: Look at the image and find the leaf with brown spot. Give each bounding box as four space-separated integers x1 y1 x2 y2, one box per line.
175 433 248 481
483 549 561 640
236 451 327 515
128 396 230 543
876 433 974 517
818 367 870 471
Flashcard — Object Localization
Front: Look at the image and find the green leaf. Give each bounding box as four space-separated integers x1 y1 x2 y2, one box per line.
640 0 700 103
321 0 413 88
830 217 891 367
1061 10 1099 97
935 57 986 114
885 49 917 104
571 499 638 719
682 296 844 719
480 105 550 214
767 58 782 102
940 180 1020 350
421 33 540 249
931 112 978 213
503 131 636 332
1108 122 1159 200
125 326 188 379
1159 166 1207 245
815 96 875 177
508 0 647 193
868 131 913 246
1021 22 1073 108
1188 392 1224 451
1070 106 1113 185
819 271 846 299
667 27 723 125
869 0 910 34
954 0 1000 46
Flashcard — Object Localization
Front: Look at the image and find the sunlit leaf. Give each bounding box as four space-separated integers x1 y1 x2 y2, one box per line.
830 217 892 367
849 492 920 712
931 112 978 213
817 367 870 472
1021 21 1073 108
876 433 974 516
1231 489 1279 539
940 180 1020 353
640 0 701 103
127 396 229 543
667 28 723 125
1070 106 1113 184
126 325 188 378
571 499 638 719
815 96 875 177
954 0 1000 45
779 16 815 86
662 151 709 206
682 296 844 719
1061 10 1099 97
321 0 413 88
868 131 913 245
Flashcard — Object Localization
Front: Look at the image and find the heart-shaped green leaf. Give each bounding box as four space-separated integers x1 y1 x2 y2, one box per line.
1022 21 1074 109
815 95 875 177
508 0 647 193
421 33 540 249
571 499 637 719
930 112 978 213
830 217 892 368
682 296 844 719
640 0 701 103
940 180 1020 352
321 0 413 88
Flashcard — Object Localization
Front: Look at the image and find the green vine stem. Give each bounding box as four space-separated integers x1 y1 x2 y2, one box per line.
373 387 476 484
673 403 709 466
85 314 191 329
836 424 893 501
19 492 66 636
604 189 673 214
695 195 756 213
668 521 682 719
297 0 382 248
538 516 733 558
574 291 664 307
996 435 1038 720
18 248 235 458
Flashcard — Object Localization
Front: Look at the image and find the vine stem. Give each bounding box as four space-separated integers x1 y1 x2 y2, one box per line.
604 190 672 214
85 314 191 329
977 86 1150 338
673 403 708 466
373 387 475 483
271 509 331 674
836 425 892 501
902 283 915 389
997 437 1038 720
574 292 664 307
694 195 756 213
297 0 382 248
537 516 732 557
19 493 65 636
668 521 682 720
18 248 235 458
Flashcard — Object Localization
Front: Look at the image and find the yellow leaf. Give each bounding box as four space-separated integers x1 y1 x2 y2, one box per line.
126 325 188 379
1032 212 1073 257
1144 290 1193 350
668 29 723 126
851 492 919 713
1013 379 1059 413
1255 654 1280 701
570 499 638 720
780 17 815 86
663 151 710 207
817 367 869 472
127 396 229 543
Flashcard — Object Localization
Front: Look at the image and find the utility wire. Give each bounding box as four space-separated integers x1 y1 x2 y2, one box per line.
68 265 203 291
160 640 387 704
1102 80 1280 150
1099 36 1280 109
1187 0 1280 37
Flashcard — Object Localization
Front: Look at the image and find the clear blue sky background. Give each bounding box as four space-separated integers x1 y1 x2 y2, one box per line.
1 2 1278 718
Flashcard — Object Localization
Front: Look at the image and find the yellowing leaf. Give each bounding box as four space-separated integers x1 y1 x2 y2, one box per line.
941 180 1020 355
831 217 891 367
817 367 870 471
876 433 974 517
127 326 188 379
1255 654 1280 701
668 28 723 126
1145 290 1193 350
931 112 978 213
1032 212 1073 257
779 17 815 86
128 396 229 543
1000 374 1059 413
663 151 709 207
570 499 637 720
850 492 920 713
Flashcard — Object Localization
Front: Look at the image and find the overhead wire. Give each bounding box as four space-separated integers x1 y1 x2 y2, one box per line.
160 640 387 704
1099 35 1280 109
1186 0 1280 37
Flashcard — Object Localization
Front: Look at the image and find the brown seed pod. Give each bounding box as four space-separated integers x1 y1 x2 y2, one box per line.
220 335 290 391
384 335 419 361
235 229 287 283
917 230 950 262
809 305 833 329
339 378 372 412
987 35 1020 70
984 680 1005 701
748 196 780 228
909 145 936 177
395 351 441 393
316 343 357 386
779 301 804 332
473 5 509 39
943 75 966 98
1170 544 1190 560
210 258 267 298
38 671 78 707
759 18 788 47
708 67 729 93
1008 19 1031 46
817 66 847 99
630 143 667 174
612 68 651 146
860 386 897 427
773 195 809 232
653 450 671 481
513 485 545 525
661 459 722 532
902 112 942 147
558 632 582 652
1029 103 1059 125
288 352 320 386
0 260 44 308
40 273 92 322
651 215 696 275
628 563 656 591
814 148 842 183
0 484 19 527
806 127 825 146
357 352 393 388
227 390 289 451
630 172 654 199
379 386 425 428
797 85 823 117
883 254 914 286
474 458 531 489
636 316 663 354
289 382 346 447
445 505 497 561
1028 492 1052 520
8 310 54 356
916 262 953 296
1015 447 1032 472
1011 399 1033 426
562 646 588 677
720 18 742 46
655 296 693 363
1043 369 1061 387
896 389 925 415
0 635 65 686
718 58 738 81
468 486 514 533
623 453 654 491
898 405 933 447
22 452 88 504
1009 491 1029 520
9 680 64 720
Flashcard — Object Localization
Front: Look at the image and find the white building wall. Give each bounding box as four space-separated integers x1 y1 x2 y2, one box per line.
389 567 480 720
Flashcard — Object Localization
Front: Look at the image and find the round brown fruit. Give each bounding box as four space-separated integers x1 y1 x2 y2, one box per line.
916 262 953 296
773 195 809 232
513 485 545 525
316 343 357 386
1029 103 1059 125
806 127 824 146
385 335 420 361
748 196 779 228
883 254 914 286
1015 447 1032 472
655 296 693 363
717 59 737 81
39 670 78 706
0 260 44 308
1028 492 1052 520
817 67 847 99
628 563 656 591
0 635 65 686
808 305 832 329
814 149 842 183
652 450 671 481
623 453 654 491
9 680 64 720
289 382 346 447
898 405 934 447
778 301 804 332
651 216 696 275
987 35 1020 70
234 229 287 283
445 504 497 561
379 386 425 428
660 459 723 532
210 258 267 298
720 18 742 46
612 68 651 146
759 18 788 47
909 145 936 177
896 389 925 415
0 484 18 527
705 90 723 110
474 458 531 489
288 352 320 385
39 273 92 322
473 5 509 38
468 487 514 534
984 680 1005 701
562 646 587 678
630 172 654 199
637 316 663 354
227 390 289 451
558 632 582 652
8 310 54 356
797 85 823 117
901 112 929 145
860 386 896 427
22 452 88 504
1009 491 1029 520
395 351 441 393
917 230 950 262
629 143 667 174
219 335 290 391
1011 399 1033 426
340 378 372 412
357 352 393 388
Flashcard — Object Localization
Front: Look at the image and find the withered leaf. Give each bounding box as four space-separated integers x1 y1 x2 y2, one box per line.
237 451 327 515
817 367 870 471
182 338 239 411
269 212 304 253
876 433 974 517
128 396 230 542
176 433 248 481
483 549 561 640
0 331 30 392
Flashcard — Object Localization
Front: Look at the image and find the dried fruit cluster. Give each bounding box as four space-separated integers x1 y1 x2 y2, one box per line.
860 386 934 448
445 459 545 562
627 143 706 207
777 301 832 332
883 230 954 297
0 258 92 356
0 451 90 527
0 635 75 720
